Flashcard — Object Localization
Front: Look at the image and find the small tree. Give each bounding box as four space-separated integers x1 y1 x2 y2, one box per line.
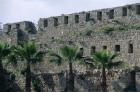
49 45 81 92
82 50 123 92
12 41 46 92
0 42 11 91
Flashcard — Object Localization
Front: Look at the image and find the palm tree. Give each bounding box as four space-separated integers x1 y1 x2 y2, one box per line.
94 50 123 92
13 41 46 92
49 45 80 92
83 50 123 92
0 42 11 91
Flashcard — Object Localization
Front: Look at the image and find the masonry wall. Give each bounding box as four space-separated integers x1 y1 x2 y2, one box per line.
38 3 140 38
2 3 140 92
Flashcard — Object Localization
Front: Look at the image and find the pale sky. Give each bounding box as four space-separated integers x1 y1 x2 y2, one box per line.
0 0 140 24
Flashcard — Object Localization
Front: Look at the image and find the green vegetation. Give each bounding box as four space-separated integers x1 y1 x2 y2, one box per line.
81 50 123 92
10 42 46 92
31 72 43 92
68 20 140 35
51 38 65 44
69 30 93 37
92 50 123 92
98 20 140 34
101 26 114 34
49 45 82 92
0 42 11 92
0 41 137 92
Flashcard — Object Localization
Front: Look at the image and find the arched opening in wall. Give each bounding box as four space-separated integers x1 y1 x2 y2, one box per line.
115 45 120 52
128 44 133 53
136 5 140 15
108 9 114 19
97 11 102 21
122 7 127 16
54 17 58 26
103 46 107 50
91 46 96 55
75 15 79 23
44 19 48 27
64 16 68 24
86 13 90 22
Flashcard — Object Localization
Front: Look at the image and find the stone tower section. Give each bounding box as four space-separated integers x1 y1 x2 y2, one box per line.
3 21 36 45
38 3 140 38
2 3 140 68
36 3 140 68
2 3 140 92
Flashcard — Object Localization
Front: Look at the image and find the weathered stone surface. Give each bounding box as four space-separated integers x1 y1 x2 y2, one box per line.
1 3 140 92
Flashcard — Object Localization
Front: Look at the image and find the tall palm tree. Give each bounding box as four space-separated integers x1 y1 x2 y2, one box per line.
49 45 80 92
0 42 11 91
94 50 123 92
13 41 46 92
83 50 123 92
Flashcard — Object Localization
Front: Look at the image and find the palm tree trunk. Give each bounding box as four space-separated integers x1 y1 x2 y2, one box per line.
67 62 74 92
25 61 31 92
102 66 107 92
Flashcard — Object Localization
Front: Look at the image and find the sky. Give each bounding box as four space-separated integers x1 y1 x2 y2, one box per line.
0 0 140 24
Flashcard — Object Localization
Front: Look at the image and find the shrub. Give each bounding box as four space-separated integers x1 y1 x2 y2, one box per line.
102 27 114 34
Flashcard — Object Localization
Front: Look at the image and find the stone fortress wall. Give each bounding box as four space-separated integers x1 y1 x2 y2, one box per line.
1 3 140 92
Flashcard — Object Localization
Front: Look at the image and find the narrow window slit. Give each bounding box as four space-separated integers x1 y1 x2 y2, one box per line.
97 11 102 20
91 46 96 55
64 16 68 24
75 15 79 23
44 19 48 27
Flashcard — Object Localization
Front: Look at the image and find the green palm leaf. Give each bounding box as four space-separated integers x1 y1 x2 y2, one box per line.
106 61 124 69
49 52 62 66
60 45 78 62
0 42 11 59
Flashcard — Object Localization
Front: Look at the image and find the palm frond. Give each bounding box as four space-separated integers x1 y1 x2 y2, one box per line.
14 45 27 60
109 53 119 61
106 61 124 69
12 41 46 65
78 56 96 68
92 50 123 69
31 51 46 64
0 42 11 59
60 45 78 62
7 52 18 66
49 52 62 66
93 51 105 65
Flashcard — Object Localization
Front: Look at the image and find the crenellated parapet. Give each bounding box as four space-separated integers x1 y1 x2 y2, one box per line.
3 21 37 45
3 21 37 34
3 3 140 33
38 3 140 30
2 3 140 92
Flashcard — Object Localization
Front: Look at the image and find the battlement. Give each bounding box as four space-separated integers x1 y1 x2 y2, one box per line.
3 3 140 33
3 21 37 34
2 3 140 92
38 3 140 29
